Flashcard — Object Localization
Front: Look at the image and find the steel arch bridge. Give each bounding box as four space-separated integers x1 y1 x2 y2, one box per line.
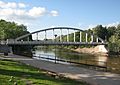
6 27 106 46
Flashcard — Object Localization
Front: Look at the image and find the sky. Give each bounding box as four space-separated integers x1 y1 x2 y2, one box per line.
0 0 120 32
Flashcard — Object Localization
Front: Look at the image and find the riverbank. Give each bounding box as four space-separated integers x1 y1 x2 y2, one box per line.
0 55 88 85
1 54 120 85
71 45 108 55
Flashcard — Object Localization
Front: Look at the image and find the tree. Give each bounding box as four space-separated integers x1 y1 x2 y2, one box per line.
0 19 30 40
108 24 120 53
107 26 116 40
92 25 108 40
108 35 120 52
116 24 120 38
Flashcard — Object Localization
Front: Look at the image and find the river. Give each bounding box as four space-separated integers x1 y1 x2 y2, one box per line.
32 46 120 74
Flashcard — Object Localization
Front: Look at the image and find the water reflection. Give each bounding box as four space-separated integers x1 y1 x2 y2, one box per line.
96 56 108 66
33 47 120 73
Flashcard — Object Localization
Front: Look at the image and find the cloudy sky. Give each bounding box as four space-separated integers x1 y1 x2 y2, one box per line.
0 0 120 32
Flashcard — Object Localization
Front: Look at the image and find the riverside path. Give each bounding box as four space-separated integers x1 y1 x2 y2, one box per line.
0 54 120 85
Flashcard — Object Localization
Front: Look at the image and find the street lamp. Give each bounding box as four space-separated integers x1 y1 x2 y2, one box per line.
54 34 57 64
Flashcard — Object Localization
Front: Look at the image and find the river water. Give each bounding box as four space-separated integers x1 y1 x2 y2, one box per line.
32 46 120 73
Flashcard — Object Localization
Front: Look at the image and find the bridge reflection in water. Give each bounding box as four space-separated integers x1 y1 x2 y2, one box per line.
32 47 120 73
33 49 107 71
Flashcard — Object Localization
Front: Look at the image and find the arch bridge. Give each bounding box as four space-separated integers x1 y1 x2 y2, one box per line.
6 27 106 46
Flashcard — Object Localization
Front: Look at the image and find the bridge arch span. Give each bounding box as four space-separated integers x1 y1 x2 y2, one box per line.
15 27 84 41
13 27 106 45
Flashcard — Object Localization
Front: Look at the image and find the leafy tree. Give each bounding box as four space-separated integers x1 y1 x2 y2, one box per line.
107 24 120 53
116 24 120 38
92 25 108 40
108 35 120 52
107 26 116 40
0 19 30 40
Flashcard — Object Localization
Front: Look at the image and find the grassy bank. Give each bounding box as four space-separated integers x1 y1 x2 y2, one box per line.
0 59 88 85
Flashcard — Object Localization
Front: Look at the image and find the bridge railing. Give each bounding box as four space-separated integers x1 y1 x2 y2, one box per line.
0 41 7 45
6 39 106 45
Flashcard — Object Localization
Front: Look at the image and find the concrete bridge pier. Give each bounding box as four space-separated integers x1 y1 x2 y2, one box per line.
0 45 11 55
95 45 108 53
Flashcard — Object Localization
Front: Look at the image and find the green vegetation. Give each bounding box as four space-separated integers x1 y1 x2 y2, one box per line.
0 19 33 56
0 19 31 40
0 59 88 85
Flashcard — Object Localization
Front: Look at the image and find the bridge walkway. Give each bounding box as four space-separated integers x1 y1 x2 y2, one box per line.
0 54 120 85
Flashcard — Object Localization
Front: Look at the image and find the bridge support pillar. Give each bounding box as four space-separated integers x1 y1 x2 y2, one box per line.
67 29 69 42
0 45 11 55
80 31 82 42
45 30 47 40
95 45 108 53
96 37 99 42
91 35 93 42
74 30 76 42
53 29 55 42
86 33 88 42
36 33 38 41
27 37 29 41
60 29 62 42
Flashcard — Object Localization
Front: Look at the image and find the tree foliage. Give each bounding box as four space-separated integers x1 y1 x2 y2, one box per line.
92 25 108 40
0 19 29 40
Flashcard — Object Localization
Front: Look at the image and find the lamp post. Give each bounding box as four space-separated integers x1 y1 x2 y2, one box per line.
54 34 57 64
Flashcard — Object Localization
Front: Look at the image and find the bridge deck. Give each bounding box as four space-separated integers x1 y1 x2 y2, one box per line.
6 41 107 45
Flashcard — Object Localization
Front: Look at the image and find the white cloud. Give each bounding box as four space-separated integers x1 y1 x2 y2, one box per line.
18 3 26 8
0 0 59 31
6 2 17 8
0 1 17 8
0 8 13 15
28 7 46 17
0 1 58 20
50 10 59 16
14 9 26 16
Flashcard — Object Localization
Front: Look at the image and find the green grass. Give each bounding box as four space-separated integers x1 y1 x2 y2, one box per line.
0 59 88 85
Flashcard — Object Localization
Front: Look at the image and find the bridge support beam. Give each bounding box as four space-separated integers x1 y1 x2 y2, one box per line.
45 30 47 40
91 35 93 42
74 30 76 42
96 37 99 42
60 29 62 42
36 33 38 41
86 33 88 42
80 31 82 42
67 29 69 42
27 37 29 41
53 29 55 42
